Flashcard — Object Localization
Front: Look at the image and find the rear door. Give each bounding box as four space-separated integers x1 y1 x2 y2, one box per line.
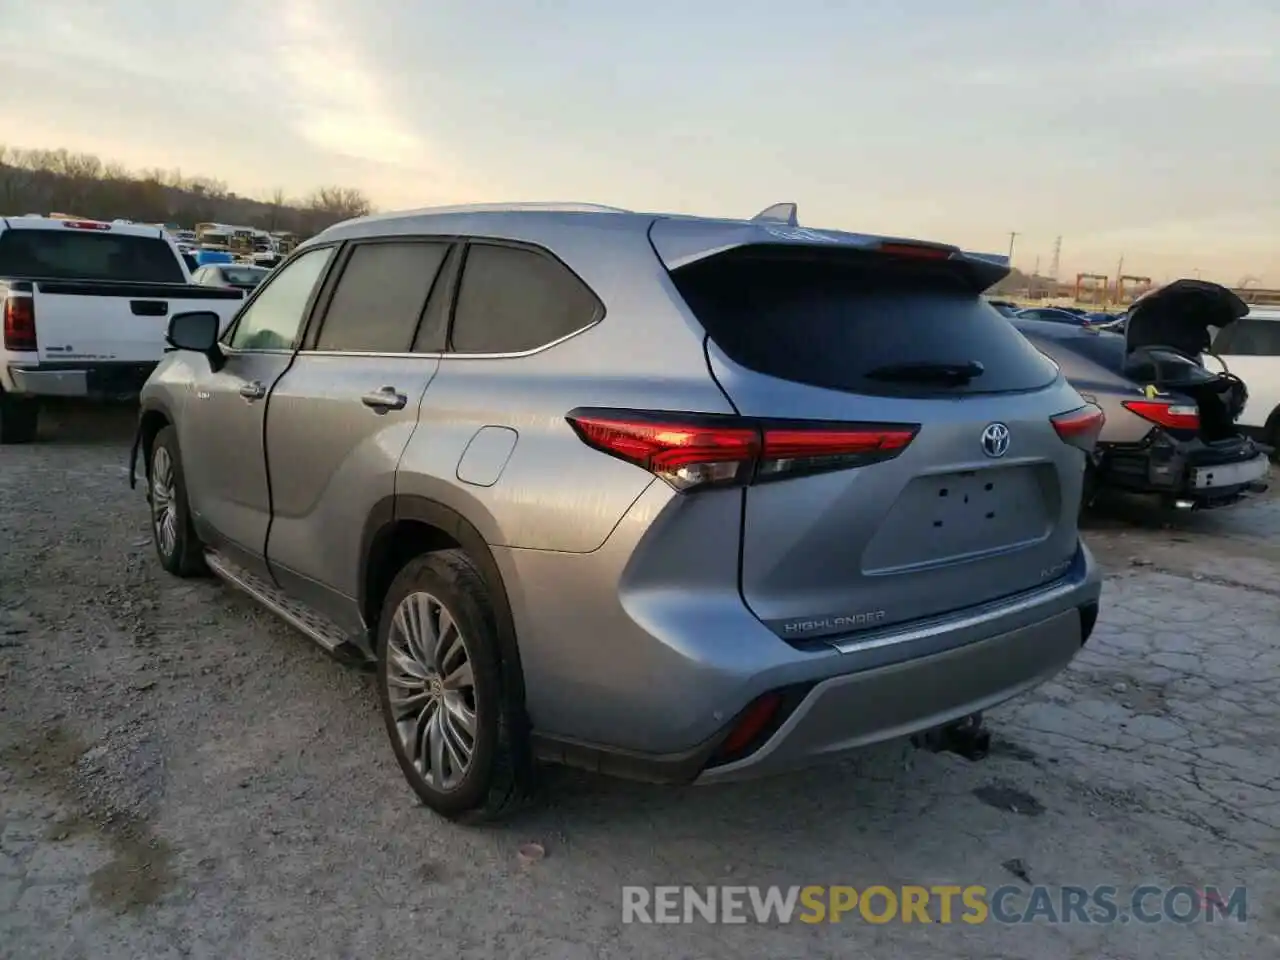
263 238 453 634
0 221 232 362
654 223 1092 644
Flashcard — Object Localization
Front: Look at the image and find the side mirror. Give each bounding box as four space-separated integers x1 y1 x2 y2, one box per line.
166 311 225 370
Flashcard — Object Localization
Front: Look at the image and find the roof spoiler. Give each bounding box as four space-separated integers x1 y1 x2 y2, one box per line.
750 202 799 227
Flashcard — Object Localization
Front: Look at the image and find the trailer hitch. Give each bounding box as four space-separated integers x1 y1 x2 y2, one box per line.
911 712 991 761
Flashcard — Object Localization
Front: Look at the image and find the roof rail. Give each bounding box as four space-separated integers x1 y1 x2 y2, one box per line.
363 201 633 221
751 202 799 227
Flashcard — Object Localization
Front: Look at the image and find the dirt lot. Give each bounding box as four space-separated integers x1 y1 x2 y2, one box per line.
2 404 1278 960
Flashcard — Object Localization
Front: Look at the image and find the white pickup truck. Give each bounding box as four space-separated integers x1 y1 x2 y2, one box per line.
0 216 246 442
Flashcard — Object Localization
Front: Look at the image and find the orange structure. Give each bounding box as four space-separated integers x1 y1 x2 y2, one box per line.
1074 273 1109 304
1116 275 1152 304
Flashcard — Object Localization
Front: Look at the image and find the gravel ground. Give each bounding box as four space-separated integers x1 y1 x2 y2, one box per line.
1 403 1277 959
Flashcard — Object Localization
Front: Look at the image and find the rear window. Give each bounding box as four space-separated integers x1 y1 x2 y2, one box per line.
670 247 1059 397
221 267 268 287
0 228 184 283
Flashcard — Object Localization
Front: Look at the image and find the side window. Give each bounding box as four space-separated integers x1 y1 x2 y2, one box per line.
227 246 335 352
191 267 206 284
449 243 601 355
1214 319 1280 357
311 241 449 353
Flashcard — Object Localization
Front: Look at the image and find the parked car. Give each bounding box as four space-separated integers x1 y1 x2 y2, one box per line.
987 299 1021 317
1012 280 1268 509
191 263 270 292
1017 307 1097 326
1204 307 1280 457
131 202 1104 821
0 216 245 443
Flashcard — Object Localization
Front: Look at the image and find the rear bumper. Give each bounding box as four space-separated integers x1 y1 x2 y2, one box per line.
1098 433 1269 507
511 516 1102 784
5 362 157 400
696 605 1087 783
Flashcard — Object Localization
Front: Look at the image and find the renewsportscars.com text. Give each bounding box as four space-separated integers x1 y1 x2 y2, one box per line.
621 884 1246 925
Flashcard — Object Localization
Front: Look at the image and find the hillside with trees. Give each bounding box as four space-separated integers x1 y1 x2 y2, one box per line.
0 145 373 238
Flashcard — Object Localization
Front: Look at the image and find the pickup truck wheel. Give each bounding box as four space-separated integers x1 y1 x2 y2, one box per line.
377 549 533 823
149 426 207 577
0 392 39 444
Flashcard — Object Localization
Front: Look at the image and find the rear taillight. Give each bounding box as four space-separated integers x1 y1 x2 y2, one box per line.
60 219 111 231
565 409 918 492
1051 403 1105 450
2 296 36 351
1122 399 1199 432
876 241 956 260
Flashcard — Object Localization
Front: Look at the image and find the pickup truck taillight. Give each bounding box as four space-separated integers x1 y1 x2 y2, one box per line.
2 296 36 351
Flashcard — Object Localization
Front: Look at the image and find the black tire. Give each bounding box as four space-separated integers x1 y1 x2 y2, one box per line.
0 391 39 444
148 426 208 577
1264 410 1280 464
1081 461 1099 514
377 549 533 823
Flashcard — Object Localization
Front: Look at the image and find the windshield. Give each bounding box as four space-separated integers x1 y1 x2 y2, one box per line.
0 228 185 283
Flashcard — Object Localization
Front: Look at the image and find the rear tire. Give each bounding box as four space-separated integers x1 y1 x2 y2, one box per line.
377 549 534 823
148 426 208 577
1264 409 1280 464
1080 461 1099 514
0 391 39 444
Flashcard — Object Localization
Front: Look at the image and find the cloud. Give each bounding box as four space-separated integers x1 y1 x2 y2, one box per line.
270 0 433 166
263 0 493 205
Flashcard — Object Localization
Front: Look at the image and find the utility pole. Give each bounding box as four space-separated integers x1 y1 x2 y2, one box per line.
1007 231 1019 266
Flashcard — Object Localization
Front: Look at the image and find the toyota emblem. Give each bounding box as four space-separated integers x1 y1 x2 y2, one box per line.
981 422 1011 458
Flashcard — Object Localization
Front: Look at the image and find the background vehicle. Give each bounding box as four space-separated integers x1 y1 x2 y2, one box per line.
1017 306 1101 326
1012 280 1267 509
134 202 1103 821
987 299 1021 317
191 263 269 291
0 216 244 443
1203 308 1280 457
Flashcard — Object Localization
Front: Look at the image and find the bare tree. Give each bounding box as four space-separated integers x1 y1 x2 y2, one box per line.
306 185 372 222
0 144 374 238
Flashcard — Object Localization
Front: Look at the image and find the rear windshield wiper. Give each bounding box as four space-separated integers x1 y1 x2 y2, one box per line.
865 360 986 385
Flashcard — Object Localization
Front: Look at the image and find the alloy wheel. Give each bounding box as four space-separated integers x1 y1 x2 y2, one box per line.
385 591 478 791
151 446 178 559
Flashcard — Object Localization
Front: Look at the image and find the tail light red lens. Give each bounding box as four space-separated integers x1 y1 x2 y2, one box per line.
2 296 36 351
875 241 955 260
1121 399 1198 432
565 409 919 492
1051 403 1105 450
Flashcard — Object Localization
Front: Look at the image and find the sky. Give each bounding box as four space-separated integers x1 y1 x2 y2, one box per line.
0 0 1276 284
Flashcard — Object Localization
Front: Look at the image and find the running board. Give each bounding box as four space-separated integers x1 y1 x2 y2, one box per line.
204 549 369 665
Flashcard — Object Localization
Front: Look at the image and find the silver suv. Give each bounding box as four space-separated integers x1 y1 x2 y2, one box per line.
132 202 1104 822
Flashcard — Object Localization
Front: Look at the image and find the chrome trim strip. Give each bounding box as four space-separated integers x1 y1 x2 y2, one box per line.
293 317 601 361
831 577 1082 655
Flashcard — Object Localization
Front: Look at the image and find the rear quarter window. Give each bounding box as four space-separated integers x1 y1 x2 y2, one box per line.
670 246 1059 397
0 228 185 283
449 242 602 355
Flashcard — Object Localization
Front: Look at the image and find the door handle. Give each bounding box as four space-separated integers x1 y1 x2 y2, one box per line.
239 380 266 400
361 386 408 412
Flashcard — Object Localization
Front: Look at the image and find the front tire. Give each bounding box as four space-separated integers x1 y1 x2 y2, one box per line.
0 391 39 444
377 549 533 823
148 426 207 577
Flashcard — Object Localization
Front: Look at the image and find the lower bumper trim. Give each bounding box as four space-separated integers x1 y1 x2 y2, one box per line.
696 606 1084 784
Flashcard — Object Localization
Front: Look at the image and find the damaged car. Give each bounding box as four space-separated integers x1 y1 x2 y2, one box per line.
1012 279 1269 510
